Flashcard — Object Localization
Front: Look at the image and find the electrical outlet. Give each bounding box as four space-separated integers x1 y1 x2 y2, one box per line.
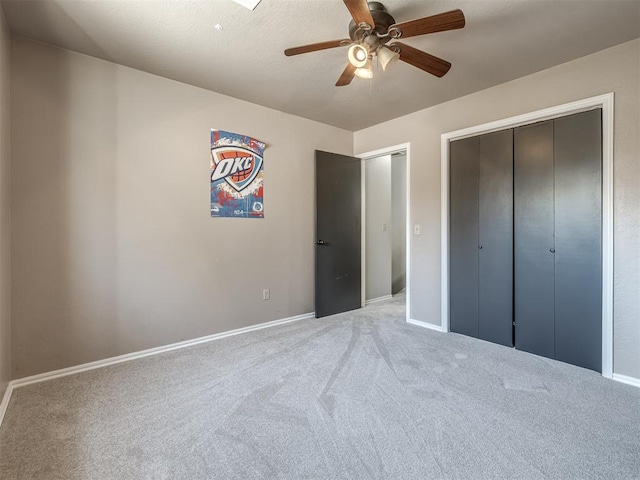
414 224 421 235
262 289 270 300
382 223 387 232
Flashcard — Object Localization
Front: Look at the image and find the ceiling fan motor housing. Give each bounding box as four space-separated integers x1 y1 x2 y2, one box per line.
283 0 464 86
348 2 396 44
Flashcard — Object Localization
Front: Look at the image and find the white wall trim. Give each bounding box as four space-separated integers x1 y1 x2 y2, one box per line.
600 94 615 379
407 318 445 333
405 146 411 326
0 311 314 428
361 157 367 307
612 373 640 388
440 93 615 378
365 295 393 306
0 383 14 427
357 143 411 324
1 301 635 428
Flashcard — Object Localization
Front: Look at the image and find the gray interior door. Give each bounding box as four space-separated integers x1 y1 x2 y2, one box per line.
450 132 513 344
514 111 602 371
514 120 556 359
451 112 602 372
449 137 480 338
478 130 514 347
553 110 602 372
315 150 361 318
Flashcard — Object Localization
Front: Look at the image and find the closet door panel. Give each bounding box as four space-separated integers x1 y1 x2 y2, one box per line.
554 110 602 372
514 121 555 359
478 130 514 347
450 137 479 338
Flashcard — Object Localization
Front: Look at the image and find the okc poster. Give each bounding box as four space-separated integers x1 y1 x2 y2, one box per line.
210 129 266 218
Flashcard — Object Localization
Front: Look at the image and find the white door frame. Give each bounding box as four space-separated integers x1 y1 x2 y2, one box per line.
440 93 614 378
357 143 411 323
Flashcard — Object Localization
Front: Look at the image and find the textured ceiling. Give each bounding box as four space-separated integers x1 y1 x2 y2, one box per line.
2 0 639 131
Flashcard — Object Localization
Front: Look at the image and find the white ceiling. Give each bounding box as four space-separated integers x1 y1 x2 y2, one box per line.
2 0 639 131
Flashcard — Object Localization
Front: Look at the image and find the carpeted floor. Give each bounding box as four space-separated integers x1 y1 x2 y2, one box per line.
1 295 639 479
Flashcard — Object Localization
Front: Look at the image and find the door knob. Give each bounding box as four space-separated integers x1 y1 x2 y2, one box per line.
478 245 483 249
550 248 555 253
315 240 326 246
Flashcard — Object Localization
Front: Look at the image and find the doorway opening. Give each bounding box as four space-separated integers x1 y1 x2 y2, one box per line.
358 143 411 322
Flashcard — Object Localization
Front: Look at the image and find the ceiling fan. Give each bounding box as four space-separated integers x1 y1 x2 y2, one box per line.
284 0 465 86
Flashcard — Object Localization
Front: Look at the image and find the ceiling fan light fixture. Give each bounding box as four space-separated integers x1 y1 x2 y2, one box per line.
377 45 400 71
348 43 370 68
354 58 373 79
283 1 465 87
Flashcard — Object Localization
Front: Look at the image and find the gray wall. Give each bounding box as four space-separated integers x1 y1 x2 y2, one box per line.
7 36 639 381
0 10 10 397
355 39 640 380
365 155 391 301
391 154 406 295
11 38 353 378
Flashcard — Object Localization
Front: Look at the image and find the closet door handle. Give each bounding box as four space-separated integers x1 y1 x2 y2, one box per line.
478 245 483 249
549 248 555 253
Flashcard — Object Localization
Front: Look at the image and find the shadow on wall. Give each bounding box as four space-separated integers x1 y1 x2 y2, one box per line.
12 37 119 380
5 0 113 61
9 7 121 478
0 9 10 401
391 153 406 295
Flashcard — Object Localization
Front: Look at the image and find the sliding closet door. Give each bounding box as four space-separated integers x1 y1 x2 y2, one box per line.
554 110 602 372
478 130 513 347
450 137 479 338
514 121 555 359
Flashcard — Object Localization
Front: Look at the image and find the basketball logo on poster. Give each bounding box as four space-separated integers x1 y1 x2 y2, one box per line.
210 130 266 218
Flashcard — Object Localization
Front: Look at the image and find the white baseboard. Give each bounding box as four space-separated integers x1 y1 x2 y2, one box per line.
3 311 636 429
0 383 13 427
405 320 639 388
612 373 640 388
365 295 393 306
407 318 445 333
0 311 314 427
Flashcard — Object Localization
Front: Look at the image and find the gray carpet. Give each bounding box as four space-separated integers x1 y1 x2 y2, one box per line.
1 295 639 479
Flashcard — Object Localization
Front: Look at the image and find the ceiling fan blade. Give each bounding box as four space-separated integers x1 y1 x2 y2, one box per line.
343 0 375 27
392 42 452 77
336 63 357 86
285 39 350 57
391 9 465 39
